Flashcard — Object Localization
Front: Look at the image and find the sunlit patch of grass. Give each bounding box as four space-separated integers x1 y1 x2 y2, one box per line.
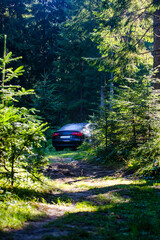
73 178 142 191
70 191 131 213
53 181 79 193
45 145 83 163
47 149 78 159
53 177 139 194
43 180 160 240
87 192 131 206
0 166 56 191
0 175 58 231
74 201 99 212
51 195 74 206
0 200 45 230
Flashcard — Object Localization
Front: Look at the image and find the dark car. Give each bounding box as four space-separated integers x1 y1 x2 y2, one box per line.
52 123 92 151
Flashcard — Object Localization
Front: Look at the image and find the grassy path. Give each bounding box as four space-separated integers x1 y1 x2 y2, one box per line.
2 155 160 240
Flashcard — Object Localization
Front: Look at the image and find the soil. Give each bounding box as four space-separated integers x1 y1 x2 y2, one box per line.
45 157 116 180
1 157 122 240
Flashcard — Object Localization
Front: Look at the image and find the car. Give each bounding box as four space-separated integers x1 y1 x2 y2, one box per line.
52 123 93 151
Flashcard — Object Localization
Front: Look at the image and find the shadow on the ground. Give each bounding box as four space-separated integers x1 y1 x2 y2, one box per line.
2 182 160 240
2 159 160 240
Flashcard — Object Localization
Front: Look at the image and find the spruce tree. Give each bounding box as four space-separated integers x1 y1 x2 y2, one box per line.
0 36 48 188
55 0 103 122
84 0 160 170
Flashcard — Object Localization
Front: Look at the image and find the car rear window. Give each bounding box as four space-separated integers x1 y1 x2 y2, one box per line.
59 123 87 131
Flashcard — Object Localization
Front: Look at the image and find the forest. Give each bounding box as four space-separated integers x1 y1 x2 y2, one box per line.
1 0 160 238
1 0 160 180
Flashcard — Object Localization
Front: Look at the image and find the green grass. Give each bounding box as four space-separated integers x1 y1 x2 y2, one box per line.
41 178 160 240
45 144 82 162
51 150 79 159
0 185 47 230
0 147 79 232
0 173 56 230
44 139 89 162
0 200 45 230
1 149 160 240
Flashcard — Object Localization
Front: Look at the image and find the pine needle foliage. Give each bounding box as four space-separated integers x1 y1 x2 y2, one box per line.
31 72 62 127
0 36 48 188
82 0 160 180
85 71 160 169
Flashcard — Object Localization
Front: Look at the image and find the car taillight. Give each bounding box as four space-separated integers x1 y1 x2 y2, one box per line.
52 132 59 137
71 132 83 137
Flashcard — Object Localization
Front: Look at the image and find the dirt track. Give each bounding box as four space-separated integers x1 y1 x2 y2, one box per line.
45 158 116 180
2 158 118 240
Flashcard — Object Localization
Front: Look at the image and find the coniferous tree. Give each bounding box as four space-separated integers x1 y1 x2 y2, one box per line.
0 0 107 125
0 0 73 126
0 0 70 87
153 0 160 84
0 36 48 187
55 0 103 123
83 0 160 169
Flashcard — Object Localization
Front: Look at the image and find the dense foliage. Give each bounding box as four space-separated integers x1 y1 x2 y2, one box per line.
79 0 160 179
55 0 103 122
0 0 102 126
0 36 48 187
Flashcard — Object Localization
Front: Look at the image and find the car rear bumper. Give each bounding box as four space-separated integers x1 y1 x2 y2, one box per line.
52 139 83 148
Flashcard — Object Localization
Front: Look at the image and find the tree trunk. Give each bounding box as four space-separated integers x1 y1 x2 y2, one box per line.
11 156 15 188
153 5 160 88
101 86 105 108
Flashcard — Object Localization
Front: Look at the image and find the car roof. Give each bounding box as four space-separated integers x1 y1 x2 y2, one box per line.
59 123 87 131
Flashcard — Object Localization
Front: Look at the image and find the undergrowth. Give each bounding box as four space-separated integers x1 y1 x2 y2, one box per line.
0 173 55 230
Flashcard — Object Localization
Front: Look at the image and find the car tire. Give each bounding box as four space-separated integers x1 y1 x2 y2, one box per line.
55 147 63 151
72 147 77 151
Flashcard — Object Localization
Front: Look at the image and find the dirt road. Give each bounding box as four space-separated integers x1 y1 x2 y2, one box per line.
2 158 129 240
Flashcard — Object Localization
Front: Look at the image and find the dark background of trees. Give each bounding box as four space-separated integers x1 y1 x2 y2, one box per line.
0 0 103 128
